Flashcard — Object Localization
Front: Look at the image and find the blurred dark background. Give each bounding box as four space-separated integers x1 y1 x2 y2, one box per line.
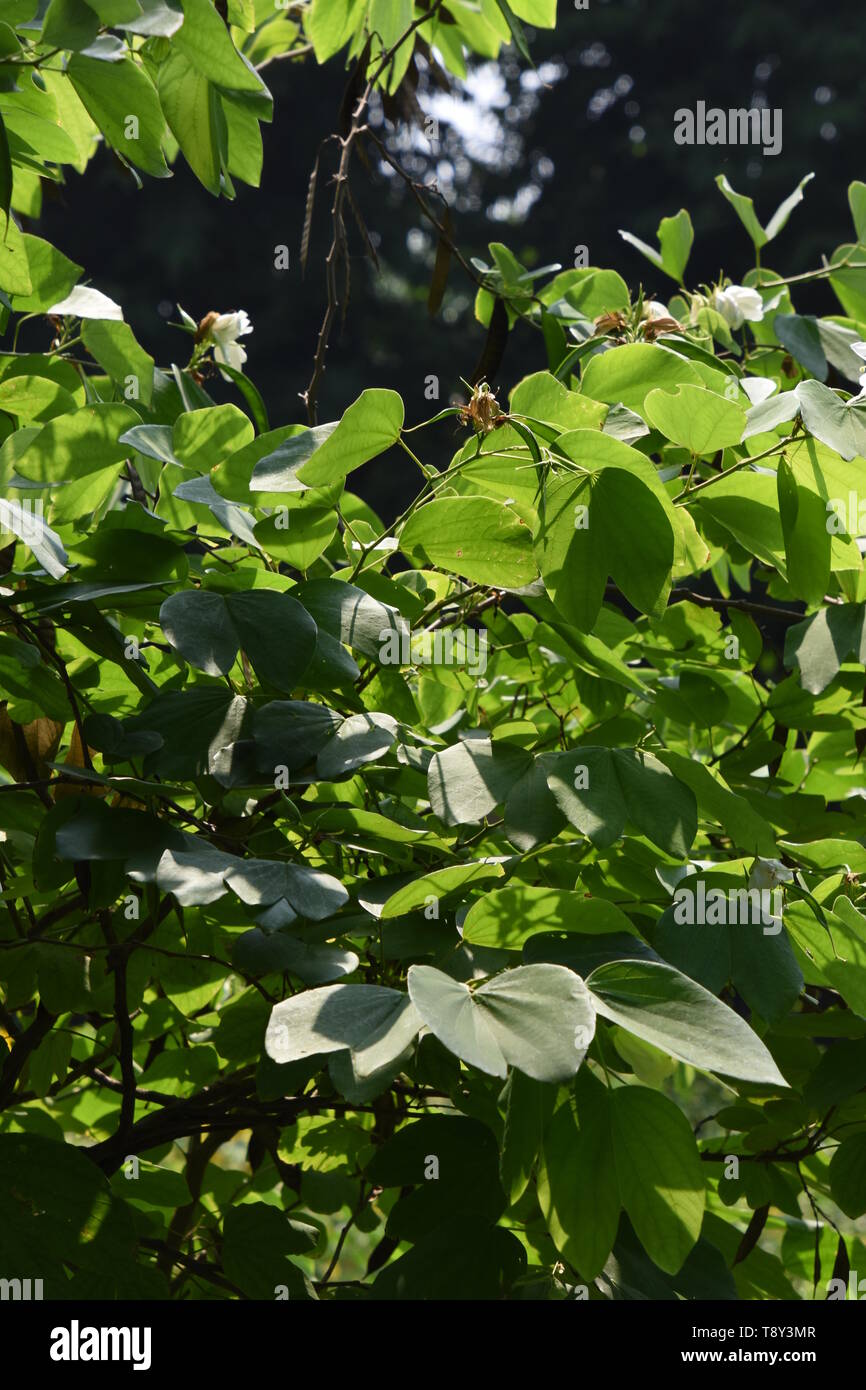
30 0 866 518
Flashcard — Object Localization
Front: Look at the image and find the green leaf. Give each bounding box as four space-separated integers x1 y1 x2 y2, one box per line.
400 496 537 589
653 750 777 857
774 314 827 380
159 588 318 691
609 1085 705 1276
580 342 701 416
509 369 606 432
81 319 155 404
222 1205 315 1300
644 383 746 454
849 181 866 242
715 172 814 250
655 879 804 1024
265 984 422 1079
43 0 101 49
619 208 693 283
462 885 635 949
587 958 788 1085
293 387 403 486
776 453 830 604
829 1134 866 1218
427 736 530 825
784 603 866 694
316 711 398 777
174 0 271 97
0 373 76 422
10 235 81 313
371 1216 526 1299
8 402 138 483
380 861 505 918
157 49 222 194
546 746 697 857
500 1069 554 1205
307 0 365 63
796 379 866 461
538 1071 619 1278
536 448 675 630
0 1135 132 1288
407 962 596 1083
0 210 31 296
252 698 342 771
173 402 253 470
295 578 408 660
493 0 530 61
0 112 11 223
68 54 169 178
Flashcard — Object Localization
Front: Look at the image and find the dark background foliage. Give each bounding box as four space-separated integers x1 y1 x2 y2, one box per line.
31 0 865 517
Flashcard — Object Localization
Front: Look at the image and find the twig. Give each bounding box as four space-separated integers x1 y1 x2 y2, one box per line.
302 1 445 422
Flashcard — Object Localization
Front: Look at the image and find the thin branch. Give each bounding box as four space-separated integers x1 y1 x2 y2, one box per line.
302 1 445 422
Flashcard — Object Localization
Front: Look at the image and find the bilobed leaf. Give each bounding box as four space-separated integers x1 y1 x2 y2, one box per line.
796 379 866 461
715 172 814 249
644 383 746 454
587 958 788 1085
295 578 408 659
316 711 398 778
294 389 404 487
536 436 676 629
462 886 635 949
226 858 348 919
265 983 421 1078
619 208 693 283
400 496 537 589
159 588 318 691
380 861 505 919
407 962 596 1083
580 342 701 416
546 747 697 857
427 736 531 825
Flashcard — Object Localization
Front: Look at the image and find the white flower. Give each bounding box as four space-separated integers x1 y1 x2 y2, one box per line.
850 341 866 401
643 300 671 320
211 310 253 374
712 284 764 331
748 857 794 892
